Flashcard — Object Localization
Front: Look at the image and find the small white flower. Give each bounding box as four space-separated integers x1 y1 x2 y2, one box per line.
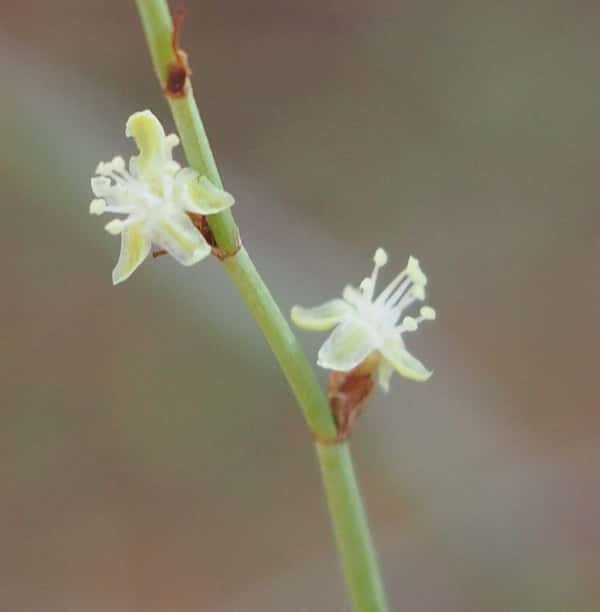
90 110 234 284
291 248 436 391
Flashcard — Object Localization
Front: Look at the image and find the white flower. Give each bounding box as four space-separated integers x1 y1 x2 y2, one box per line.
291 248 436 391
90 110 234 284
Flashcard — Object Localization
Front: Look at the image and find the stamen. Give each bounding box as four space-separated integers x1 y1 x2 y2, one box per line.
364 247 387 300
397 285 424 309
375 270 407 305
103 203 134 214
96 157 127 177
400 316 418 332
165 133 180 149
91 176 112 197
389 285 426 325
383 277 411 307
105 219 126 235
406 256 427 286
111 156 126 173
89 199 107 215
420 306 436 320
412 285 426 301
342 285 364 308
374 248 388 267
403 305 437 330
108 164 132 184
95 162 107 175
360 278 373 294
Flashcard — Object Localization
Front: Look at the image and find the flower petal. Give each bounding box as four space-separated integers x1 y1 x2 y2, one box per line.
153 212 211 266
376 358 394 392
380 338 431 382
112 223 151 285
317 318 376 372
291 299 351 331
125 110 170 179
175 168 235 215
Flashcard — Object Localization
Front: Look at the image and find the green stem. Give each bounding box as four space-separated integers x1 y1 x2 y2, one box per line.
135 2 389 609
223 248 336 437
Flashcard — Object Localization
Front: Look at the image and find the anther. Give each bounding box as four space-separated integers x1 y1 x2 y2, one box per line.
401 316 418 332
420 306 436 320
105 219 125 235
406 256 427 286
111 156 126 173
89 199 107 215
374 248 388 267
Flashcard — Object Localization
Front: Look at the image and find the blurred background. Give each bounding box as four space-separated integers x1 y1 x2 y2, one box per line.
1 1 599 610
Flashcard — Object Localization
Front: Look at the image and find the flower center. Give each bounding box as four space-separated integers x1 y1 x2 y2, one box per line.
90 156 179 232
344 249 435 343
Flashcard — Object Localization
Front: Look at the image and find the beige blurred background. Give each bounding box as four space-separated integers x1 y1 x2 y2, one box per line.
2 1 599 610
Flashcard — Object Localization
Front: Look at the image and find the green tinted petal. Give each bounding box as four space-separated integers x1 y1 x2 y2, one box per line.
380 338 431 382
175 168 235 215
153 212 211 266
112 223 151 285
291 299 351 331
317 319 376 372
126 110 169 179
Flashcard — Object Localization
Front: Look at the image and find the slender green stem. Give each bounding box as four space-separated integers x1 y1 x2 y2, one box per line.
318 444 389 612
135 2 389 609
223 248 336 437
